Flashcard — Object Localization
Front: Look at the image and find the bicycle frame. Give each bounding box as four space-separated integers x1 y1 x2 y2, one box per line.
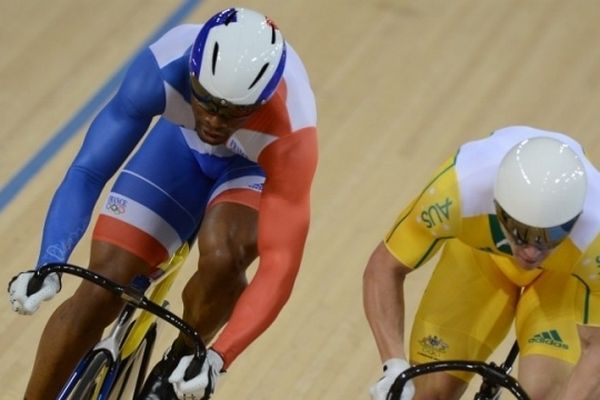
388 342 529 400
120 242 190 360
29 242 205 400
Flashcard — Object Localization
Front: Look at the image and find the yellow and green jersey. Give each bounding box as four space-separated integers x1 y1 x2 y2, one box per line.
385 125 600 325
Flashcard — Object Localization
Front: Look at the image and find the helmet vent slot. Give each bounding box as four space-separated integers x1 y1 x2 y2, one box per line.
249 63 269 89
211 42 219 75
270 25 276 44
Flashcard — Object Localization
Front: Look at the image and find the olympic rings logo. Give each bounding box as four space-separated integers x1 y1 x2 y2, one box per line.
106 196 127 215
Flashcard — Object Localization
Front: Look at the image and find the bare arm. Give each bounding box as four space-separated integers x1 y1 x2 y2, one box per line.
363 241 413 362
558 325 600 399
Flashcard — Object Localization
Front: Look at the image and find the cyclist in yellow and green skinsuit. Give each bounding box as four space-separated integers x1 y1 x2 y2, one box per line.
364 125 600 400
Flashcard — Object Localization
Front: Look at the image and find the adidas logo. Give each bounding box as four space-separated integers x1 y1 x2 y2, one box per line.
528 329 569 350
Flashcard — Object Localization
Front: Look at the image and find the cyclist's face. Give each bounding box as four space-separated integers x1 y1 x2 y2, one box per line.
501 225 552 269
494 200 578 269
190 95 251 145
189 78 260 145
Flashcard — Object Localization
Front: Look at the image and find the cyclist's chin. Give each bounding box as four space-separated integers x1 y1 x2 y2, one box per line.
513 253 547 270
515 258 541 270
197 129 229 145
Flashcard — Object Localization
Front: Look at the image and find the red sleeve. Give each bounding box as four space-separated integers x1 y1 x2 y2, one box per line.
212 127 318 368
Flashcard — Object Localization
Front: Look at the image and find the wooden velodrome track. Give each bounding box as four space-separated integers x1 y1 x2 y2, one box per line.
2 0 600 398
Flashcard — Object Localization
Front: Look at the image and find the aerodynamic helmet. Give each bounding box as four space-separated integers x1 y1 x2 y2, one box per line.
494 136 587 248
189 7 287 107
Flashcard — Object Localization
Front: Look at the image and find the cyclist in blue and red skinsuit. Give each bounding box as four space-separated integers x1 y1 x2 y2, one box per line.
8 8 318 399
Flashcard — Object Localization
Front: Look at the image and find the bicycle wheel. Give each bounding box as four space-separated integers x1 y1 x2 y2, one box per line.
67 350 113 400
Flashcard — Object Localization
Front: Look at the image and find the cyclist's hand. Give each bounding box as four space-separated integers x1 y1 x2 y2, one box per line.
7 270 61 315
169 348 224 400
370 358 415 400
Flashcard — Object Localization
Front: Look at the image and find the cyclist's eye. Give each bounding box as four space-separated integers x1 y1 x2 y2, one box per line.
197 99 218 114
225 109 253 119
512 229 526 245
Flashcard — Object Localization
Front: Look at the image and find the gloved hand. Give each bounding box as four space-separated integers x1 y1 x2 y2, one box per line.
169 348 224 400
8 270 61 315
369 358 415 400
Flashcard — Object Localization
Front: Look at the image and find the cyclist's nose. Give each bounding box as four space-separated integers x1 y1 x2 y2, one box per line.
205 114 227 128
520 244 546 261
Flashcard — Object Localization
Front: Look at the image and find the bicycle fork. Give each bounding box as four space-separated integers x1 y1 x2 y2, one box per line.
94 304 139 361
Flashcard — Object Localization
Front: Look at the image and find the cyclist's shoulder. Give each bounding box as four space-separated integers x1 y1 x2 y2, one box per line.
570 197 600 254
244 59 315 144
453 125 585 209
118 24 201 117
147 24 200 69
238 77 317 145
457 125 540 167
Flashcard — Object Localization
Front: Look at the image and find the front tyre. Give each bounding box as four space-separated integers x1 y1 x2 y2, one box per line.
67 351 113 399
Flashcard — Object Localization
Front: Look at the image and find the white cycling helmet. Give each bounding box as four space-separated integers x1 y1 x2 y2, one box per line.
189 7 286 106
494 136 587 248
